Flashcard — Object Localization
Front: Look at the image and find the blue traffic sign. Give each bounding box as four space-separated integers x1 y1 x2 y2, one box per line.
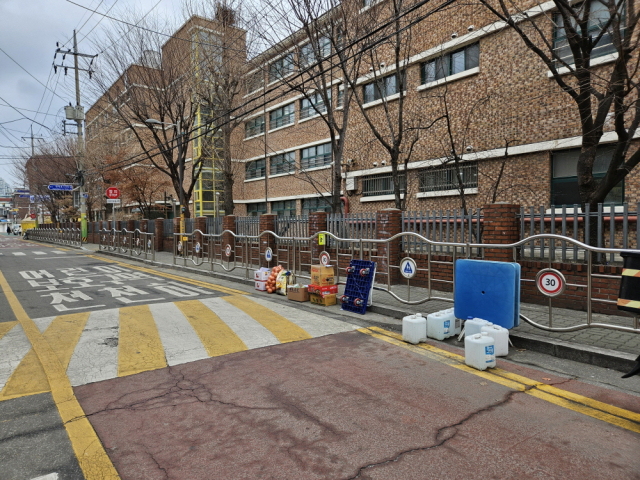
14 189 30 194
48 184 74 191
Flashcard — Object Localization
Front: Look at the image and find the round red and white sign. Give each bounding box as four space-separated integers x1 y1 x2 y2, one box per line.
225 244 232 257
319 251 330 266
535 268 566 297
106 187 120 199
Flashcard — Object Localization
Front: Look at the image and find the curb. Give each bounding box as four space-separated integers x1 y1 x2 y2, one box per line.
93 249 637 374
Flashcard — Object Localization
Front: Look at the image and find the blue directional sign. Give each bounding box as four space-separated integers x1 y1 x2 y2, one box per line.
14 189 30 194
48 184 74 192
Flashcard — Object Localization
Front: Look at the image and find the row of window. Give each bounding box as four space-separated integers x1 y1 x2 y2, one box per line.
246 197 333 217
244 89 342 139
245 143 332 180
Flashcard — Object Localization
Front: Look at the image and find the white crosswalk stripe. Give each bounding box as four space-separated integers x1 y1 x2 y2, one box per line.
0 297 358 396
0 324 32 391
33 251 46 255
12 252 25 256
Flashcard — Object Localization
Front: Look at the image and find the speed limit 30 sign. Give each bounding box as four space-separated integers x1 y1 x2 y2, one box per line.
535 268 566 297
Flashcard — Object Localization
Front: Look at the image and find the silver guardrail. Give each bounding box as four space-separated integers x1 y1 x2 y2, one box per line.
172 229 639 335
98 228 155 261
26 227 83 247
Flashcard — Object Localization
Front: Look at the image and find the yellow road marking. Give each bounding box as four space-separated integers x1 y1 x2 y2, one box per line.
117 305 167 377
360 327 640 434
0 269 119 479
0 312 91 401
224 296 312 343
176 300 248 357
84 254 248 296
0 321 17 340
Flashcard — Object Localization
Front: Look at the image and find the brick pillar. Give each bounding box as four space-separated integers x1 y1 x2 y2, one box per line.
154 218 164 251
195 217 207 257
309 211 328 262
259 214 277 268
376 209 402 283
116 221 122 231
482 203 521 262
222 215 236 262
126 220 135 232
140 219 148 233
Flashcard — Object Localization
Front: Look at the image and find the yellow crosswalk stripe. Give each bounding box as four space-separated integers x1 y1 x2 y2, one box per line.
118 305 167 377
175 300 248 357
0 312 91 401
0 321 17 341
223 296 312 343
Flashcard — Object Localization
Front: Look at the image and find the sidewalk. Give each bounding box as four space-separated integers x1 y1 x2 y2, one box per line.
81 243 639 370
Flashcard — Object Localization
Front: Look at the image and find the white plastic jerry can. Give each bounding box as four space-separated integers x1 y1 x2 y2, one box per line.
426 310 454 340
481 324 509 357
442 308 461 335
465 332 496 371
402 314 427 345
465 317 489 336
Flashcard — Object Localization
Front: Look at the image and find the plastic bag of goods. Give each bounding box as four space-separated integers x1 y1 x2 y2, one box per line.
276 270 289 295
265 265 284 294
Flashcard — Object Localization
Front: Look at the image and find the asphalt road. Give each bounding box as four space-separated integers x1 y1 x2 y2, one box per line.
0 235 639 480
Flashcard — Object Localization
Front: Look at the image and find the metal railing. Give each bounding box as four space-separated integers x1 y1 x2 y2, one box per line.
98 228 155 260
27 227 83 247
171 228 639 336
328 213 376 249
403 209 482 255
275 215 309 238
519 202 639 263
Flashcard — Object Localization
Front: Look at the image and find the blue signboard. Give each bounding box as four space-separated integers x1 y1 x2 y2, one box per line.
48 184 74 192
14 189 30 194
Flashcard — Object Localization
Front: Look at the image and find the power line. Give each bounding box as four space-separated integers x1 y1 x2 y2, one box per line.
0 102 61 117
0 95 55 132
0 47 66 101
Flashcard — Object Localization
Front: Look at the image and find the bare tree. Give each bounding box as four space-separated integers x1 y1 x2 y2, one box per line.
91 13 200 217
480 0 640 214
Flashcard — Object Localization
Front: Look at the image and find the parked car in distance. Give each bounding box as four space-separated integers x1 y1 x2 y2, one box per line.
12 224 22 235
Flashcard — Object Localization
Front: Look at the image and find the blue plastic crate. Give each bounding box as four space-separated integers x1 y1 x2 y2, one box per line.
454 259 521 329
341 260 376 315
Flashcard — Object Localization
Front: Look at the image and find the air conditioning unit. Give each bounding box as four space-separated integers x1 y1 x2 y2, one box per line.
346 176 356 191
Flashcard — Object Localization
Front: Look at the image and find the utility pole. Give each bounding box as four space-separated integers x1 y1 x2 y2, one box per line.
21 125 43 157
53 31 96 241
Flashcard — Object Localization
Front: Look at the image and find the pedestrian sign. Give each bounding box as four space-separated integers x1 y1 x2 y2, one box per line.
400 257 417 279
265 247 273 262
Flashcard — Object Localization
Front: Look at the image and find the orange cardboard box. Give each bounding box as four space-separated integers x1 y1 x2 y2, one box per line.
287 285 309 302
311 265 335 286
310 293 337 306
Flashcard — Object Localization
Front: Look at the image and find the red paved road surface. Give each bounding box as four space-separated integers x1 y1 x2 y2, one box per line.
75 331 640 479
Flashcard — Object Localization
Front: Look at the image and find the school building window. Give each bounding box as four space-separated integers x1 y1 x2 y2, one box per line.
300 90 330 119
301 142 331 169
271 199 297 216
551 145 623 206
361 172 406 197
245 116 265 138
270 152 295 175
247 202 267 216
419 162 478 192
246 158 266 180
363 72 405 104
269 103 295 130
269 54 294 82
302 196 332 214
421 43 479 84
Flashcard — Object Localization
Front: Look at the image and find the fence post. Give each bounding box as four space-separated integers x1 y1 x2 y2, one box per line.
259 214 277 267
222 215 236 261
309 211 328 261
376 209 402 284
483 203 521 262
154 218 164 252
195 217 206 257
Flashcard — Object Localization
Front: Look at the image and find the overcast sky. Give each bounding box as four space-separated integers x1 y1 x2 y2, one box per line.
0 0 185 188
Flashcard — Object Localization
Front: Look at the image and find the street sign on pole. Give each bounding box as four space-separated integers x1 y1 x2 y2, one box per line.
15 189 30 194
107 199 121 204
106 187 120 199
48 184 74 192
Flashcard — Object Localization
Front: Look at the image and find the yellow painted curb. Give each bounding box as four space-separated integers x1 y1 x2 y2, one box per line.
0 269 119 479
359 327 640 434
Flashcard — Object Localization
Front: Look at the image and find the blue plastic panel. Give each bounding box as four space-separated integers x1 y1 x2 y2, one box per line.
454 259 521 329
341 260 376 315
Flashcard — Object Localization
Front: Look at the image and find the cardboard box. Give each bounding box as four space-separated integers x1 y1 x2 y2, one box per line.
255 280 267 291
310 293 337 306
311 265 335 286
307 284 338 296
287 285 309 302
254 268 270 282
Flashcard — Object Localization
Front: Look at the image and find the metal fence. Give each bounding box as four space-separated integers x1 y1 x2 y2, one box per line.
26 227 83 247
402 209 482 255
171 228 639 336
519 203 639 263
206 216 223 235
328 213 376 250
98 228 155 260
147 220 156 235
236 216 260 236
185 218 195 234
163 219 174 237
275 215 309 238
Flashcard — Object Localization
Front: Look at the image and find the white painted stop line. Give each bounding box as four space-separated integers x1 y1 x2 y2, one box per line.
29 474 58 480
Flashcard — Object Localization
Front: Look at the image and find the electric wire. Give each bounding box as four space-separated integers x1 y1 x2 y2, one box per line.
0 47 66 101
